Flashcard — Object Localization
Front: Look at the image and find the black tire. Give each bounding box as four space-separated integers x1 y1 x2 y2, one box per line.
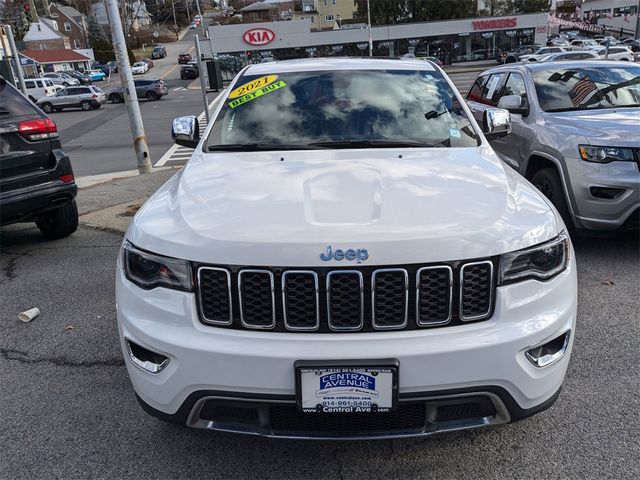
36 200 79 240
109 93 122 103
63 82 69 86
531 168 574 231
41 102 54 113
145 91 159 101
80 100 92 111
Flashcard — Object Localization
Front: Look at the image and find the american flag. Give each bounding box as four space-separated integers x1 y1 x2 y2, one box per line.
568 76 598 107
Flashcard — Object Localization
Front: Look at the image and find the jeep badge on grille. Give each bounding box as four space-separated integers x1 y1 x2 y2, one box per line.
320 246 369 263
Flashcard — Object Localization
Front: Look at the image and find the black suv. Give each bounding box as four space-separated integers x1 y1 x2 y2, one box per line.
180 62 199 80
0 77 78 239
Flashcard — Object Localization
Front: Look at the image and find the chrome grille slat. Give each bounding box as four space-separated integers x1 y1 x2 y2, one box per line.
282 271 320 331
416 266 453 327
326 271 364 331
198 267 233 326
238 270 276 329
372 269 408 330
459 261 494 321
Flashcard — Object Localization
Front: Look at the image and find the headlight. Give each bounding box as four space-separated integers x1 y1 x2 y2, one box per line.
578 145 635 163
122 241 193 291
499 233 569 285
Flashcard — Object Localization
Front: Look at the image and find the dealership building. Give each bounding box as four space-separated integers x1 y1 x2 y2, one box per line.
205 13 548 63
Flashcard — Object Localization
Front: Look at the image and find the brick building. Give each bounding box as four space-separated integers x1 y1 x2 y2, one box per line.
49 2 89 49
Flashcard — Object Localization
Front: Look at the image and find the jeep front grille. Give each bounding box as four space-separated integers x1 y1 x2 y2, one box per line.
197 259 496 333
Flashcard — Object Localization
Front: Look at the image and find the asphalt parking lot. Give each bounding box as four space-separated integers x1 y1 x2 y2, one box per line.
0 216 638 478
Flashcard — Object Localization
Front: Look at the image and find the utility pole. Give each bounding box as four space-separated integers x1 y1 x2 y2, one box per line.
194 34 210 123
366 0 373 58
105 0 152 174
635 0 640 40
171 0 178 32
195 0 206 38
5 26 27 96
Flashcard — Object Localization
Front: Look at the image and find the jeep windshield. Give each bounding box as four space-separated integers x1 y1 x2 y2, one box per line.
206 69 479 151
533 64 640 112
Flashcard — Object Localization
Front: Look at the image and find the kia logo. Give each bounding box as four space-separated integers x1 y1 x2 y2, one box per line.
243 28 275 46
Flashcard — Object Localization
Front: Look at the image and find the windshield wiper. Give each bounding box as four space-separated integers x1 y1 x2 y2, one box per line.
306 140 444 149
207 143 316 151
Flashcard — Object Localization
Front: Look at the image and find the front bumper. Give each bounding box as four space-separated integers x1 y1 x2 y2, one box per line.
116 256 577 438
565 154 640 231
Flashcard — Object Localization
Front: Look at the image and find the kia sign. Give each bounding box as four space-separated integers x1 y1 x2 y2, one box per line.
472 18 517 30
243 28 275 46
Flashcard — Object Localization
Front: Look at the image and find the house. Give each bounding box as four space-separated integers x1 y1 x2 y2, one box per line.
19 49 91 76
239 1 280 23
92 1 153 32
22 18 72 50
293 0 356 30
49 2 88 49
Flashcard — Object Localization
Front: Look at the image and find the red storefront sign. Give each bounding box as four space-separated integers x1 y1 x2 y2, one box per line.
243 28 275 46
472 18 518 30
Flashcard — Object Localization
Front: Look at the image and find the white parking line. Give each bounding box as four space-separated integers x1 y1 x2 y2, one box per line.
154 93 224 167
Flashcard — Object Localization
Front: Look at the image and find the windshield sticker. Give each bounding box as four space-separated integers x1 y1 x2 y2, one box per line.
228 75 279 99
228 80 287 108
449 128 461 138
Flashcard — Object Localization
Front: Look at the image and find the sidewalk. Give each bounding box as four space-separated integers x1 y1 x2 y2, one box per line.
77 167 180 234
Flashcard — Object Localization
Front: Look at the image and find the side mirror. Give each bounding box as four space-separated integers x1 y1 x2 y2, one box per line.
483 108 512 140
171 115 200 148
498 94 528 115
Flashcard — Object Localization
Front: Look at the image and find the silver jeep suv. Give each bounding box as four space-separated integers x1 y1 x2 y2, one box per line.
467 61 640 233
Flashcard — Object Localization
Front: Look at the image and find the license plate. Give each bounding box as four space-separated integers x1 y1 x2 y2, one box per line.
295 360 398 413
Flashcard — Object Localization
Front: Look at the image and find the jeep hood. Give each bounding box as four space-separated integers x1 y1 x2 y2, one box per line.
544 108 640 145
129 147 559 266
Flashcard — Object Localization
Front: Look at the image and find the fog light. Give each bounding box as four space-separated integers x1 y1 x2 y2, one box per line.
525 331 571 368
126 340 169 373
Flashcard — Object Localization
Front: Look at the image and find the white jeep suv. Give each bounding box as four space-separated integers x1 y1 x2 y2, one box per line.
116 58 577 439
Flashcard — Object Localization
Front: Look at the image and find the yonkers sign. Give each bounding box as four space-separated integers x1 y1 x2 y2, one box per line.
243 28 275 46
472 17 517 30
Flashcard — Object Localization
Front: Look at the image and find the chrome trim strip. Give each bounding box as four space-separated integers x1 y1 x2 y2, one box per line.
238 269 276 330
197 266 233 326
282 270 320 331
525 330 571 368
459 260 494 321
124 340 169 374
326 270 364 332
415 266 453 327
371 268 409 330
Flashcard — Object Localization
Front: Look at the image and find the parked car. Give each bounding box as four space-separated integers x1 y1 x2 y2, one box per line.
499 45 537 63
65 70 93 85
37 85 106 113
0 77 78 239
85 69 107 81
594 46 635 61
598 36 620 46
107 79 168 102
131 62 149 75
466 61 639 233
23 77 57 102
151 46 166 59
538 51 600 62
42 72 80 87
140 57 154 68
519 46 570 62
180 62 199 79
117 58 578 439
91 63 113 76
178 52 192 64
568 39 601 50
